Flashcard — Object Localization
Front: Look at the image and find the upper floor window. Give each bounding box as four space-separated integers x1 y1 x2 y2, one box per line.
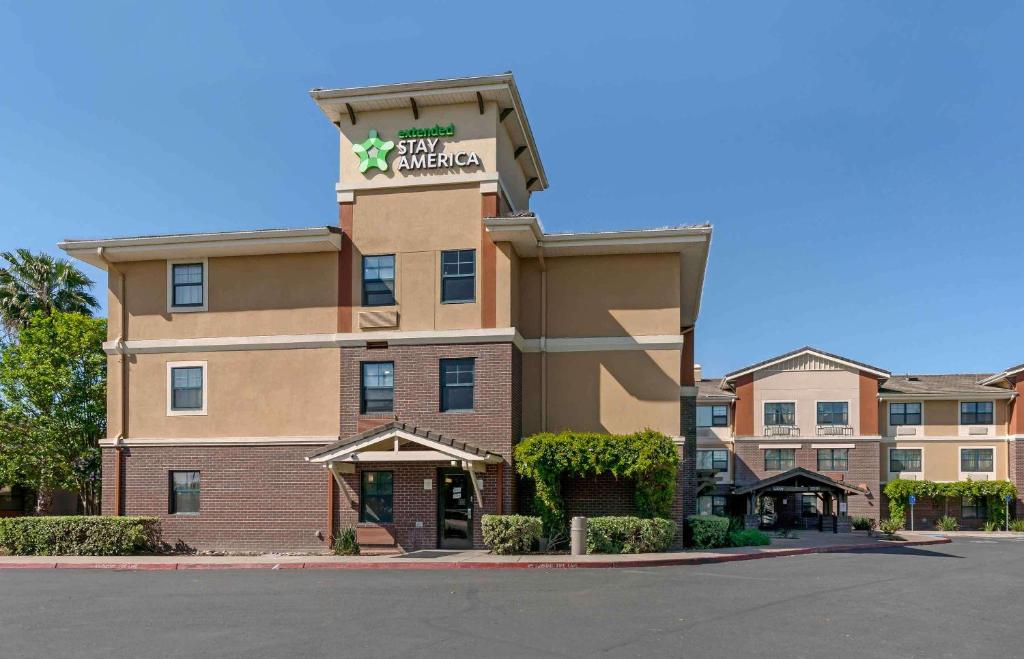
889 448 922 473
363 255 396 306
167 361 207 416
168 260 207 312
960 402 993 425
697 495 727 517
361 362 394 414
440 249 476 304
440 358 474 412
960 448 994 473
697 405 729 428
764 448 796 471
816 402 849 426
764 402 795 426
168 471 200 514
889 402 922 426
697 449 729 472
817 448 849 472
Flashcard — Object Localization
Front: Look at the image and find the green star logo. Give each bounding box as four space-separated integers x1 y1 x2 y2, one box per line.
353 129 395 173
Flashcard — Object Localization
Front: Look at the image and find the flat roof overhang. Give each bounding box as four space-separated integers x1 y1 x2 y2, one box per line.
310 73 547 193
58 226 342 270
485 215 712 327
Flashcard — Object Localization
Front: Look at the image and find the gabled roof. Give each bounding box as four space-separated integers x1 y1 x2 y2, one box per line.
697 378 736 401
879 374 1014 399
978 363 1024 386
723 346 891 382
305 421 498 463
733 467 867 496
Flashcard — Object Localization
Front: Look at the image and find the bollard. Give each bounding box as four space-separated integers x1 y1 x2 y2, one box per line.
570 516 587 556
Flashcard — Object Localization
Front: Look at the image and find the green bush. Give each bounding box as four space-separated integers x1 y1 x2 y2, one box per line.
729 528 770 547
935 516 959 532
585 516 676 554
851 517 876 531
982 520 1001 532
0 516 160 556
878 518 904 536
482 515 543 555
332 527 360 556
687 515 730 549
1009 519 1024 532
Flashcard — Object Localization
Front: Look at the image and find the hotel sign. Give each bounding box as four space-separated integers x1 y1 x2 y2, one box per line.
353 124 481 174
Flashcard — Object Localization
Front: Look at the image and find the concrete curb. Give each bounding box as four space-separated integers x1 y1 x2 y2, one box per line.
0 537 951 571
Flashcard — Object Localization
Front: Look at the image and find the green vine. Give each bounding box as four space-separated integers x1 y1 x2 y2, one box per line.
883 479 1017 529
514 429 679 535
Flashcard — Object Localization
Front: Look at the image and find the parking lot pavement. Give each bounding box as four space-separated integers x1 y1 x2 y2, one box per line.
0 539 1019 658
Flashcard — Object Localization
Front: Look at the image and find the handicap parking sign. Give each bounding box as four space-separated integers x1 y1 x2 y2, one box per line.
908 494 917 505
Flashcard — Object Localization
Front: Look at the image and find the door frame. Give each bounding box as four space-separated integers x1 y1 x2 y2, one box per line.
436 468 474 549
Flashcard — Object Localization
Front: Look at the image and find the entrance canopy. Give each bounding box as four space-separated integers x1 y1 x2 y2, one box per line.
733 467 866 497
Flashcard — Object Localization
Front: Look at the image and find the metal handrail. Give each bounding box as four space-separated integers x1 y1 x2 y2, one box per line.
763 425 800 437
816 425 854 437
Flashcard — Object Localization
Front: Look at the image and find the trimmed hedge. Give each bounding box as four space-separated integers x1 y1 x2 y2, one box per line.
728 528 770 547
482 515 543 555
687 515 730 549
586 516 677 554
0 516 160 556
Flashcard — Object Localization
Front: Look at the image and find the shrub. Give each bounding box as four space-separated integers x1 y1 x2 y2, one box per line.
851 517 876 531
878 518 904 537
0 516 160 556
332 527 360 556
687 515 730 549
729 529 770 547
586 516 677 554
935 516 959 532
1009 519 1024 532
482 515 542 555
982 520 1001 532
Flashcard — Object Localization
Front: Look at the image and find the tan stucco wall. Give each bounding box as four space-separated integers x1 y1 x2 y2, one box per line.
125 349 340 438
543 349 681 436
113 253 339 340
348 185 483 331
519 253 681 339
886 441 1009 481
923 400 958 436
753 368 861 435
495 118 531 211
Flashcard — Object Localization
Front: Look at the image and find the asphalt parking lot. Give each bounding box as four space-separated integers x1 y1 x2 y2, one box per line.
1 538 1021 658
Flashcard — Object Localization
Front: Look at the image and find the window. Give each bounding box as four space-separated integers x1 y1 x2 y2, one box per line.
361 362 394 414
889 402 922 426
0 485 26 513
960 448 994 472
960 402 994 425
362 255 396 306
440 358 474 412
170 366 204 412
697 405 729 428
360 471 393 523
169 471 200 514
697 449 729 472
170 262 205 310
961 497 986 520
889 448 922 473
764 448 796 471
816 402 849 426
697 495 727 516
440 249 476 303
801 494 818 516
764 402 795 426
817 448 849 472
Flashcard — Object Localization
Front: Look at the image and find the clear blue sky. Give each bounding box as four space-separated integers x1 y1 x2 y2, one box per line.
2 1 1021 376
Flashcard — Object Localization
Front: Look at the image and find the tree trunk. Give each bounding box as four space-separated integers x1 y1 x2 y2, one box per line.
34 489 53 515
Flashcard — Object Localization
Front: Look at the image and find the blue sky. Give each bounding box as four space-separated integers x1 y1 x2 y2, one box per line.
2 1 1021 376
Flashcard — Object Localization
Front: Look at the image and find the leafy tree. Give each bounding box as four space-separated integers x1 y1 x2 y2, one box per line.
0 312 106 514
0 249 99 337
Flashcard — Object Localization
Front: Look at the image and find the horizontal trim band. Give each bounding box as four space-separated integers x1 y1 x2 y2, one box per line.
737 436 881 442
811 443 856 449
519 335 685 353
880 437 1016 443
758 444 803 449
99 436 335 448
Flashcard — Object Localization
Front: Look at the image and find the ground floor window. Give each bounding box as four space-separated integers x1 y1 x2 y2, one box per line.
961 497 986 520
697 495 727 516
360 471 393 524
889 448 922 473
168 471 200 514
0 485 26 513
817 448 849 471
764 448 796 471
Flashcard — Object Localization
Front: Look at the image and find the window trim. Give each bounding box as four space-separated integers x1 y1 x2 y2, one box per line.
763 401 797 428
360 361 395 415
697 449 730 473
440 249 477 305
362 254 397 307
166 361 208 416
888 447 924 476
815 401 850 427
167 258 208 313
959 401 994 426
359 470 394 524
888 401 923 430
439 357 475 413
816 447 849 472
959 446 996 478
168 470 200 515
763 448 796 471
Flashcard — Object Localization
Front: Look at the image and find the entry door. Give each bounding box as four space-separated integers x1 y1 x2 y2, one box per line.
438 470 474 549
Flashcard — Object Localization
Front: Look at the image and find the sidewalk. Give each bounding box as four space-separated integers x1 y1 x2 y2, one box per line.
0 532 950 570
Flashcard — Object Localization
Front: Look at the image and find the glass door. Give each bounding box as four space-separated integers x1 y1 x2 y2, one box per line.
438 470 474 549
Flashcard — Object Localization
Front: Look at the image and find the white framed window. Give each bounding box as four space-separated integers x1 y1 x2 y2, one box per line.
697 405 729 428
167 361 208 416
167 258 208 313
959 446 995 480
887 401 923 436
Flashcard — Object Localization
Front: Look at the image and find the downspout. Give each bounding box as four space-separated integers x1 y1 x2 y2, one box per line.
538 249 547 432
97 247 128 516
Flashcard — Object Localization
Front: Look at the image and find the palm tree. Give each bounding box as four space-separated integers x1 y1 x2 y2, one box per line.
0 249 99 334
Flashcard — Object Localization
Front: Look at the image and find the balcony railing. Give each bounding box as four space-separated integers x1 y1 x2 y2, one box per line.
816 425 854 437
763 425 800 437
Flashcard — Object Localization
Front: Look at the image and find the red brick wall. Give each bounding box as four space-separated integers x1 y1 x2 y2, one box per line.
562 474 637 518
733 440 882 520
